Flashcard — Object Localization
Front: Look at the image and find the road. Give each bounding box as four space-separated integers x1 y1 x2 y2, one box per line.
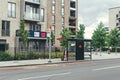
0 59 120 80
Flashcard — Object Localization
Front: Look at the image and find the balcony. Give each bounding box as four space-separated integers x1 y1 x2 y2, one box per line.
116 13 120 19
25 0 40 5
70 10 76 18
69 18 76 27
117 22 120 27
70 0 76 2
16 30 47 38
24 12 40 21
70 0 76 10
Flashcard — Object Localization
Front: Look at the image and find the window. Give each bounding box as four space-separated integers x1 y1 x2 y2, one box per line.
116 23 120 26
2 21 10 36
52 15 55 24
52 0 55 4
52 25 55 33
30 24 41 31
8 2 16 18
41 8 44 22
61 0 64 5
61 7 64 16
62 17 64 25
52 5 55 14
51 0 55 14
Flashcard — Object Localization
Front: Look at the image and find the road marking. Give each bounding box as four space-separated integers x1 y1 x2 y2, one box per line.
93 65 120 71
18 72 71 80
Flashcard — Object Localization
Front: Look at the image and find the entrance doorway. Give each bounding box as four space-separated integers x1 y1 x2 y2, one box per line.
0 44 6 51
0 39 7 52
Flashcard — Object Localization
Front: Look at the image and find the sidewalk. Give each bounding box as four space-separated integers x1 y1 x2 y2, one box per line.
0 58 64 67
92 52 120 60
0 52 120 67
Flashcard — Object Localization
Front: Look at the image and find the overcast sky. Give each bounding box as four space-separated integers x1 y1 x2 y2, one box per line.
78 0 120 39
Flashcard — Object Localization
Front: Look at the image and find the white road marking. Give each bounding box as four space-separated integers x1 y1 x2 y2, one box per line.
18 72 71 80
93 65 120 71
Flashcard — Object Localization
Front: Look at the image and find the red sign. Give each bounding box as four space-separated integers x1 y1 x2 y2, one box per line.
41 32 46 38
57 38 65 41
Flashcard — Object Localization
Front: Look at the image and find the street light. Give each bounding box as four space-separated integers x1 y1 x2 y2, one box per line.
47 29 52 63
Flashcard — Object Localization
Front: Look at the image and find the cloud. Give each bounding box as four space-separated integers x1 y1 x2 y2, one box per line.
84 13 108 39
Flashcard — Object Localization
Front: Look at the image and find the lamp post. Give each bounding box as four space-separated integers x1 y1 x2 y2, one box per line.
47 28 52 63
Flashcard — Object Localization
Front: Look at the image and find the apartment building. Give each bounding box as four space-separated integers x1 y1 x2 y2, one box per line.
0 0 47 54
16 0 47 53
109 7 120 30
0 0 78 54
47 0 78 47
0 0 20 54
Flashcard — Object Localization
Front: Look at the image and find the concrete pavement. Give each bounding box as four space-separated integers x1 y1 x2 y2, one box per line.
0 52 120 67
0 58 64 67
92 52 120 60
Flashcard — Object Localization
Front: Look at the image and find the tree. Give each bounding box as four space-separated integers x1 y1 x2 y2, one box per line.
51 31 55 46
92 22 106 53
18 19 29 45
107 28 120 53
76 24 85 39
60 28 72 48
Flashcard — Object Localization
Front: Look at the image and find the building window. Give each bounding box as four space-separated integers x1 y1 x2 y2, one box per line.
30 24 41 31
62 17 64 25
2 21 10 36
8 2 16 18
116 14 118 17
41 8 44 22
116 23 119 26
52 25 55 33
52 5 55 14
61 7 64 16
52 0 55 4
61 0 64 5
52 15 55 24
51 0 55 14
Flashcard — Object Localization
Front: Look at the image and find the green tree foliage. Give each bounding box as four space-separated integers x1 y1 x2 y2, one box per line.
92 22 106 49
18 19 29 44
51 31 55 46
60 28 72 48
107 28 120 51
76 24 85 39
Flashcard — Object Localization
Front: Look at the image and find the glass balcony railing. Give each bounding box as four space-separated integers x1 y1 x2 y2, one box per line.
25 0 40 4
24 12 40 21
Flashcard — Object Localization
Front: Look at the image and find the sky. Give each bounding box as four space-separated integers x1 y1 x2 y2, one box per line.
78 0 120 39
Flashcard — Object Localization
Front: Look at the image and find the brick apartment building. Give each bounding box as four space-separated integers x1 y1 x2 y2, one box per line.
47 0 78 48
0 0 78 55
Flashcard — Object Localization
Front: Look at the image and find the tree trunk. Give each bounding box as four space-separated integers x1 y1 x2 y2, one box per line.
100 47 102 56
115 47 117 55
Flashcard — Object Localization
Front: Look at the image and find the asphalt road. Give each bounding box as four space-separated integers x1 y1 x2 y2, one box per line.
0 59 120 80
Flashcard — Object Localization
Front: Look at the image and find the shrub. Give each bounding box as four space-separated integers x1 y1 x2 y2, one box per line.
15 53 28 60
0 51 13 61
